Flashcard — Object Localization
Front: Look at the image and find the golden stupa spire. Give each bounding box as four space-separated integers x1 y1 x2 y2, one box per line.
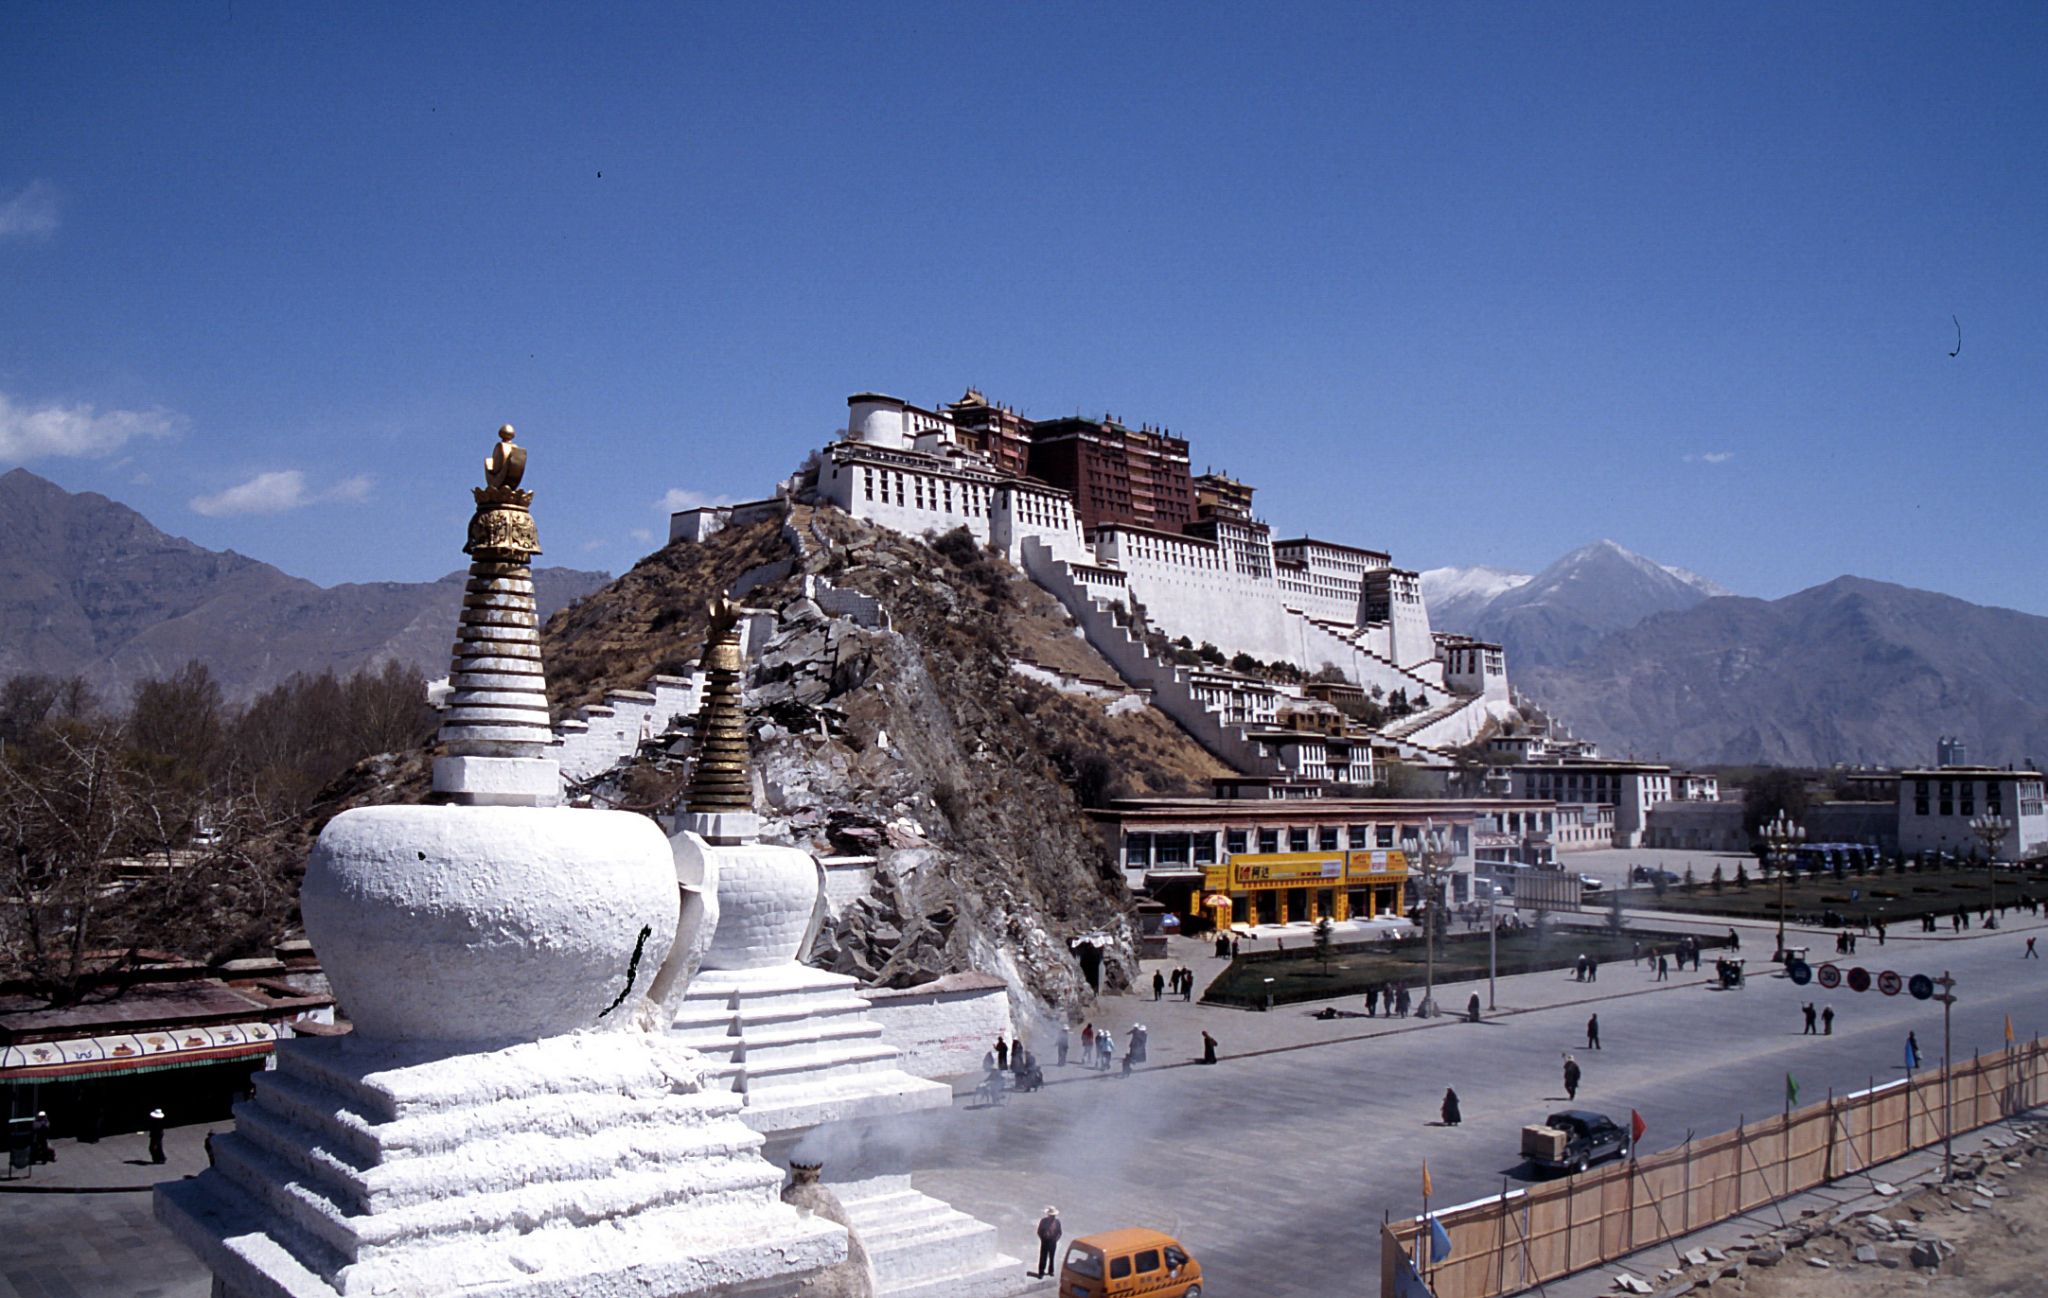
686 596 753 814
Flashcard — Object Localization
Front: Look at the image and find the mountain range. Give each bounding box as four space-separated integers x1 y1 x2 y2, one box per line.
0 468 609 702
1428 540 2048 768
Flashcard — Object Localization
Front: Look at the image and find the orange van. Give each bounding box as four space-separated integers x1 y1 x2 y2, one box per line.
1058 1227 1202 1298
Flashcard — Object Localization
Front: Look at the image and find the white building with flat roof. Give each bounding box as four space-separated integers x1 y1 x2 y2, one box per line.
1897 767 2048 860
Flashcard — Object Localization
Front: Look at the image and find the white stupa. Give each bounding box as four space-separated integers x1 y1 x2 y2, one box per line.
660 605 1027 1298
156 427 843 1298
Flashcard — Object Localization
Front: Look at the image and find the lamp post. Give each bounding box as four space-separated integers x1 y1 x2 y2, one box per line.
1971 812 2011 925
1408 818 1450 1019
1764 810 1805 960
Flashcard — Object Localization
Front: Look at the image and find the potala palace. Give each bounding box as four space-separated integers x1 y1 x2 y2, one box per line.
674 388 1528 780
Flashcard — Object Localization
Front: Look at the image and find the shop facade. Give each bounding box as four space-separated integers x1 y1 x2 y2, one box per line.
1201 848 1412 928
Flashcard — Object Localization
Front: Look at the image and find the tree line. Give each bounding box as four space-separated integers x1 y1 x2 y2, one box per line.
0 660 435 1006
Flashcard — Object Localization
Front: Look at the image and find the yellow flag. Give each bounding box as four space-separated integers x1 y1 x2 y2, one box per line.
1423 1159 1433 1198
2006 1014 2015 1044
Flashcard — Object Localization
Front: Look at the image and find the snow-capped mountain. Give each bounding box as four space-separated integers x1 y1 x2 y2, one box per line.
1430 540 1732 668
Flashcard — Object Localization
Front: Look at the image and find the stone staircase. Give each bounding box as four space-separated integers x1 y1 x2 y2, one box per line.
835 1175 1030 1298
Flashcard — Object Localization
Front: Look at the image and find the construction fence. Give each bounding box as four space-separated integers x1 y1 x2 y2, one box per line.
1383 1036 2046 1298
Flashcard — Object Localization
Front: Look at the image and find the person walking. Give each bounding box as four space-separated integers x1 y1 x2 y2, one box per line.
1035 1207 1063 1278
1080 1022 1094 1063
1588 956 1598 982
1182 967 1194 1001
1365 984 1379 1017
1563 1054 1581 1101
147 1107 167 1165
1586 1013 1601 1050
1727 928 1740 952
1657 954 1670 981
1201 1030 1218 1065
1098 1031 1115 1073
994 1036 1009 1070
1442 1088 1462 1127
2027 936 2040 959
1396 984 1411 1017
1822 1005 1834 1036
1468 993 1482 1024
1575 953 1588 983
30 1110 52 1165
1152 970 1165 1001
1057 1024 1070 1067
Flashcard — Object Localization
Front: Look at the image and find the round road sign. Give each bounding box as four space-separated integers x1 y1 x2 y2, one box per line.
1817 963 1842 989
1848 967 1872 993
1787 959 1812 985
1909 974 1935 1001
1877 970 1903 996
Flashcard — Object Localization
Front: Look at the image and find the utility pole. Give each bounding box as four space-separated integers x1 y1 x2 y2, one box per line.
1937 971 1957 1180
1970 813 2010 925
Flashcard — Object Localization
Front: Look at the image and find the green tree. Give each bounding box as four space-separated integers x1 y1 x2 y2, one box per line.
1312 916 1334 974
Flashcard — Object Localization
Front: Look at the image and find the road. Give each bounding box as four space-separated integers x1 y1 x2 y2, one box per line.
1 914 2038 1298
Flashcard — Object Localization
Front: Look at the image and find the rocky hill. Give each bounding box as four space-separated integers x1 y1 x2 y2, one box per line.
0 468 607 699
540 506 1229 1014
1518 576 2048 768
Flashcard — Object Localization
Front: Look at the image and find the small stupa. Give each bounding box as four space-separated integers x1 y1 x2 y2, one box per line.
662 606 1027 1297
156 426 843 1298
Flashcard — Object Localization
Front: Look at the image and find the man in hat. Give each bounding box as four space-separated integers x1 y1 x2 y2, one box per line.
1035 1206 1063 1278
147 1107 167 1164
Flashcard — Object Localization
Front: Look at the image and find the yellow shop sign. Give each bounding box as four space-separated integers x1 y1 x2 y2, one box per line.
1229 853 1346 888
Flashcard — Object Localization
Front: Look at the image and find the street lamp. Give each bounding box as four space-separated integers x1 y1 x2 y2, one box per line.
1971 812 2011 926
1764 810 1805 960
1405 818 1451 1019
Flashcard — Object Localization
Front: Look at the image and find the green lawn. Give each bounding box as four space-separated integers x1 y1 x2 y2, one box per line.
1202 925 1728 1009
1621 864 2043 928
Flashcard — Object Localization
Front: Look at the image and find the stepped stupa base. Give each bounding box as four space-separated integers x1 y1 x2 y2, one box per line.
156 1032 842 1298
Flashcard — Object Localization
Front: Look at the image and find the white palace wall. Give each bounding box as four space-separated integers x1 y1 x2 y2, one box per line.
1094 526 1299 664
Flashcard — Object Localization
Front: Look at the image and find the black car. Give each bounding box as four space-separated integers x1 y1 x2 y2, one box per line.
1521 1109 1630 1174
1630 866 1680 885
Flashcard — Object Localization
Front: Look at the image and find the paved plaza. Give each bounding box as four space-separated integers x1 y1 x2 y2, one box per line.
5 906 2042 1298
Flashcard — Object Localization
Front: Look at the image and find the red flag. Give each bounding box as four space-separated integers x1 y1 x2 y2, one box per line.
1630 1109 1647 1143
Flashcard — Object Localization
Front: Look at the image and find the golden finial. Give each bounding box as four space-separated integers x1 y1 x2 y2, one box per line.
687 593 753 814
466 423 539 559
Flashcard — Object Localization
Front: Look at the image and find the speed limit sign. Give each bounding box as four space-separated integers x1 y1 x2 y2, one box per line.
1877 970 1902 996
1817 963 1842 989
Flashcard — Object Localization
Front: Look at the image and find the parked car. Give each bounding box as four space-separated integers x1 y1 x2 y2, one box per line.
1630 866 1680 885
1577 874 1604 894
1521 1110 1630 1174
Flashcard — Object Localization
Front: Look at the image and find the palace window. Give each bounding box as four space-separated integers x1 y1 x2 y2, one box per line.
1257 828 1280 853
1289 828 1310 853
1319 826 1340 851
1225 829 1248 855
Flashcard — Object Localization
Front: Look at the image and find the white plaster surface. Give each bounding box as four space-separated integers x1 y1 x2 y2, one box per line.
156 1031 844 1298
302 806 678 1042
430 756 561 805
693 837 822 970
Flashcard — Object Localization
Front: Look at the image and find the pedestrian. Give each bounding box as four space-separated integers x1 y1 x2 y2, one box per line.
1182 968 1194 1002
1201 1031 1218 1065
1586 1013 1601 1050
30 1110 52 1165
1822 1005 1834 1036
1588 956 1598 982
1876 920 1886 946
1080 1022 1094 1062
1396 984 1411 1017
1442 1088 1462 1127
1035 1207 1063 1278
1099 1032 1115 1073
1153 970 1165 1001
994 1036 1009 1070
1468 993 1481 1023
1231 937 1240 958
1657 954 1669 981
1563 1054 1581 1101
1057 1024 1070 1067
1575 953 1588 983
147 1107 166 1165
1365 984 1379 1017
1215 934 1229 959
1727 928 1740 952
1802 1003 1817 1034
1632 941 1642 966
2027 937 2040 959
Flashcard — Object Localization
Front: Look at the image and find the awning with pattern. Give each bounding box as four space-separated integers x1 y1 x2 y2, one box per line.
1 1020 281 1083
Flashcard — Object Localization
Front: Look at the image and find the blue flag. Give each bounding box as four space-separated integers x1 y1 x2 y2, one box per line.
1429 1215 1454 1262
1905 1037 1920 1070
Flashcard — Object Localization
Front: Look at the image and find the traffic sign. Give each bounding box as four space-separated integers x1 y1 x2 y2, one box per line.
1877 970 1902 997
1848 967 1872 993
1787 959 1812 985
1817 963 1841 989
1908 974 1935 1001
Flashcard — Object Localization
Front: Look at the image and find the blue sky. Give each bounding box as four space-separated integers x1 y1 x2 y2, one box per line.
3 4 2044 610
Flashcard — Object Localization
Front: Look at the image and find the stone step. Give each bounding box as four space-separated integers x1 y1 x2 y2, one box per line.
668 992 882 1035
672 1015 887 1059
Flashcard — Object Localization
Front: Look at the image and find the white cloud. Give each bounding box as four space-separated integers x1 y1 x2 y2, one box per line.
0 390 181 463
189 469 374 517
656 487 736 513
580 538 608 553
0 181 59 241
1683 451 1735 465
628 527 655 544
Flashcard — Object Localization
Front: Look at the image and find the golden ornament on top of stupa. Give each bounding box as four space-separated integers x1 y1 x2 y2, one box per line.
466 424 541 559
686 595 754 814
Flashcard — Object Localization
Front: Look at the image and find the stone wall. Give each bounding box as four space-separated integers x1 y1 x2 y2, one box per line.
862 972 1013 1080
